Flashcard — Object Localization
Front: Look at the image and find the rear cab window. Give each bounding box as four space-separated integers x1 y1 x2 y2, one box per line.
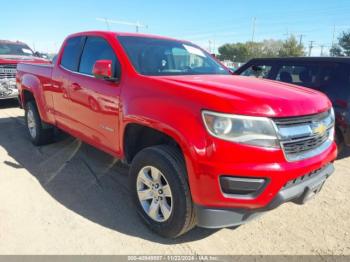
60 36 85 71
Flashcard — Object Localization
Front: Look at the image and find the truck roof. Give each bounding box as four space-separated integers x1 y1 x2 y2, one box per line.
68 31 191 43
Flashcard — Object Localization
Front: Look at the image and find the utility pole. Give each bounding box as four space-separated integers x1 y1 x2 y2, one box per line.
134 21 143 33
284 28 290 39
320 45 325 56
297 34 305 46
208 39 216 54
96 18 148 33
208 40 212 53
308 41 315 56
251 17 256 42
332 24 336 46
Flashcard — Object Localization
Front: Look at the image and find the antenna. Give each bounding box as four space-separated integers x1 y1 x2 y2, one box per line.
96 18 148 33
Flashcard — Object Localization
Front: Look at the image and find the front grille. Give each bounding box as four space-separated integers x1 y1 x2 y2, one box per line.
283 132 329 155
274 110 334 162
0 64 17 79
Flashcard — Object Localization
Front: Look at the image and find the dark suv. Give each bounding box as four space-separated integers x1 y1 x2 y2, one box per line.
235 57 350 152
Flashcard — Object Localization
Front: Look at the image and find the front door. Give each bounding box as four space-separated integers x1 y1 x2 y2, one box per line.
67 36 122 154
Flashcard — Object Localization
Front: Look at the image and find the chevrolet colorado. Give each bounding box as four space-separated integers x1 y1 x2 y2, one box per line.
0 40 48 100
16 31 337 238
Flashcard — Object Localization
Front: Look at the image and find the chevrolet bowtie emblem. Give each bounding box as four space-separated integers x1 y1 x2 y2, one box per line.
313 123 327 136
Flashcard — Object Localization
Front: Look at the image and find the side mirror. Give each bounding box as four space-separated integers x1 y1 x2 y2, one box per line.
93 60 114 80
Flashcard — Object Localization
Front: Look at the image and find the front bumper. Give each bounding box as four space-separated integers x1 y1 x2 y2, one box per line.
195 163 334 228
187 134 337 209
0 78 18 99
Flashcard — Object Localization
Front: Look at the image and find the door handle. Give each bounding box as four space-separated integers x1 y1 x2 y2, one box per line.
72 83 82 91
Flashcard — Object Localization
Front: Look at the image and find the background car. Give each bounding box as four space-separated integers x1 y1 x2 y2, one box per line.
235 57 350 152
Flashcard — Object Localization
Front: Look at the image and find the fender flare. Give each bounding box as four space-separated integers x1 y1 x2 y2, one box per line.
20 74 50 122
121 115 208 192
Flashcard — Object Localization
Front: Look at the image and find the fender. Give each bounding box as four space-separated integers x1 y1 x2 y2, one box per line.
20 74 51 123
121 104 210 200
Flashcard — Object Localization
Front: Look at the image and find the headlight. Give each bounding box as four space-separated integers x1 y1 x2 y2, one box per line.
202 111 279 148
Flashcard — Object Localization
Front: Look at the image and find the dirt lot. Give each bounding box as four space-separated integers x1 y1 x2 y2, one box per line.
0 100 349 255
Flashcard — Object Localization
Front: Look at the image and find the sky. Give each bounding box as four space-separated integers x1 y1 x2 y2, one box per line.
1 0 350 56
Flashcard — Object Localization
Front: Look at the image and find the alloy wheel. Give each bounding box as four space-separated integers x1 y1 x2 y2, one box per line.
136 166 173 222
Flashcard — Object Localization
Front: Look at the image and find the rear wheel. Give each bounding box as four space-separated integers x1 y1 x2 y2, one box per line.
25 101 54 146
129 145 196 238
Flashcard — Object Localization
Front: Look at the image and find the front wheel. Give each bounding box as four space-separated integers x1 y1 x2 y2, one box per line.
25 101 54 146
129 145 196 238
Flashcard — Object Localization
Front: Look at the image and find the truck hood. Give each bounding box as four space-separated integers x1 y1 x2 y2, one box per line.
0 55 49 64
154 75 331 117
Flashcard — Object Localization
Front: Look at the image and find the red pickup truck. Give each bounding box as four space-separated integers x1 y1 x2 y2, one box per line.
16 31 337 238
0 40 48 100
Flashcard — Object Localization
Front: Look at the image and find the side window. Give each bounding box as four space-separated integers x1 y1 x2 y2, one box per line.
276 64 319 87
79 37 120 77
61 36 85 71
318 63 350 100
241 64 272 79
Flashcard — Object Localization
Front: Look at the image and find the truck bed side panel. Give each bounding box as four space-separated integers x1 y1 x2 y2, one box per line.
17 63 55 124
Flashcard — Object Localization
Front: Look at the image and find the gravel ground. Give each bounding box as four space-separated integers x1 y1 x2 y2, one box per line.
0 100 349 255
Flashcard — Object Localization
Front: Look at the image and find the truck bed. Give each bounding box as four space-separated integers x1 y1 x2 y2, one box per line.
17 63 53 80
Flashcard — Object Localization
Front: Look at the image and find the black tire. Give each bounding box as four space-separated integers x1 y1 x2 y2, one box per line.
129 145 196 238
25 101 54 146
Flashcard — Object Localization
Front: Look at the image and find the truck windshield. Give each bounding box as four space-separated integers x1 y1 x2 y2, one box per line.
0 43 34 56
118 36 229 76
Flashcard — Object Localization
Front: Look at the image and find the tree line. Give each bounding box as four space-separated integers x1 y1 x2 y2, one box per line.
330 31 350 56
218 31 350 62
218 35 304 62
